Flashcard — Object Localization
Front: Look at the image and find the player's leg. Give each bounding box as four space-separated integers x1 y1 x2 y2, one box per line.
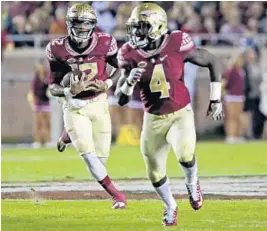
92 100 112 164
141 113 177 226
63 109 109 185
64 108 124 208
90 97 126 208
166 105 203 210
64 108 110 181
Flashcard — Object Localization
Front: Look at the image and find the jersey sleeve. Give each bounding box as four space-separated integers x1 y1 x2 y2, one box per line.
117 44 132 69
45 41 71 85
107 36 118 56
45 42 56 61
179 32 195 57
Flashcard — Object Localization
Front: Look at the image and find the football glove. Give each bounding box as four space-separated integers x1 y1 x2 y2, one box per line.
207 100 224 120
127 67 145 85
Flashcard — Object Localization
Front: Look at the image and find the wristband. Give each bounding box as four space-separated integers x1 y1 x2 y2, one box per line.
64 87 76 97
104 79 113 90
210 82 221 100
126 79 134 86
120 81 135 96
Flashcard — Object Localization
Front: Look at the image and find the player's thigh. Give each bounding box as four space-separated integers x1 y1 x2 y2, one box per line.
64 110 94 155
92 101 112 157
141 114 170 182
167 107 196 162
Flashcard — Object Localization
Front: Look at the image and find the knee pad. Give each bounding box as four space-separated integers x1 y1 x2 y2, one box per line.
179 151 195 163
147 168 166 184
72 138 93 155
143 153 165 183
175 137 195 163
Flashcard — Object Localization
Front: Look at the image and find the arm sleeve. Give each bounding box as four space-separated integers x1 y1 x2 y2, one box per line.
180 32 195 57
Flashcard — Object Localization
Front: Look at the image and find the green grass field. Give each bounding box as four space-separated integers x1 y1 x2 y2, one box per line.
2 142 267 231
2 200 267 231
2 142 267 182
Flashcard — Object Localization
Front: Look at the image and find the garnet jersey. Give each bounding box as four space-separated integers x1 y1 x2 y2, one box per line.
118 31 195 115
46 32 118 99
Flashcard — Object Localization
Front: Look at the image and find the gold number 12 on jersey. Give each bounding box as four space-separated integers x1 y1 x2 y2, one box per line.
69 63 98 80
149 64 170 98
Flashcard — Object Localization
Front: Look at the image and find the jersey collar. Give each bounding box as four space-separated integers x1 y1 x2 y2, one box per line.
136 34 170 58
65 33 98 56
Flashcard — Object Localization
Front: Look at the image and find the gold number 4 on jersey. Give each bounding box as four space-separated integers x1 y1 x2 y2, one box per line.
149 64 170 98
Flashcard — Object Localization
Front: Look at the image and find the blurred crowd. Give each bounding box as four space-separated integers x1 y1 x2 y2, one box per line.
2 1 267 48
222 47 267 143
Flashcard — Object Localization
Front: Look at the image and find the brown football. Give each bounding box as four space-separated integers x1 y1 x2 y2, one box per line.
60 70 84 87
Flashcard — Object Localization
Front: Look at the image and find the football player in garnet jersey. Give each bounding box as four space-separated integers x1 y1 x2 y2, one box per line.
46 3 126 209
115 3 223 226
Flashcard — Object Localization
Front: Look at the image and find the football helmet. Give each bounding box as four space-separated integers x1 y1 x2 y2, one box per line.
66 3 97 45
126 3 168 48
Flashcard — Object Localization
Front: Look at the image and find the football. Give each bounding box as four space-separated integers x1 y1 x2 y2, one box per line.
60 70 84 87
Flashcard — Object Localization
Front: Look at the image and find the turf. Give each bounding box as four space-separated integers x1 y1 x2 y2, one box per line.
2 199 267 231
2 142 267 182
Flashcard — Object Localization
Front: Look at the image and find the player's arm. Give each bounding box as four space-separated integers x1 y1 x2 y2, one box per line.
180 32 223 120
48 61 75 97
115 68 131 106
46 42 71 97
115 67 144 106
184 48 221 82
184 48 223 120
46 42 86 97
114 46 144 106
105 37 122 89
106 53 121 88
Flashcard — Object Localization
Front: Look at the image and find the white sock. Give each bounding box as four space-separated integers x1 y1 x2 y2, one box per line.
81 153 107 181
180 161 198 185
154 179 177 209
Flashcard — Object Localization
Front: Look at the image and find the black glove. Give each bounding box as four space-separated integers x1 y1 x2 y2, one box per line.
207 100 224 120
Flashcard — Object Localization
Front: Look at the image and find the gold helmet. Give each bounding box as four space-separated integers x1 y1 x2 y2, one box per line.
66 3 97 44
126 3 168 48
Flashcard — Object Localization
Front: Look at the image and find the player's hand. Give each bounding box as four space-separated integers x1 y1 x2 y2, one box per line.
85 79 108 92
128 67 145 85
207 100 224 120
70 72 89 95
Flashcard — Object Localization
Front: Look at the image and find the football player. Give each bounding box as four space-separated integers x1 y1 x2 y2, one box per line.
46 3 126 209
115 3 223 226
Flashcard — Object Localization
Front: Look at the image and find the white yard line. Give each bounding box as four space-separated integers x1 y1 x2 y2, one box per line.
2 176 267 196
